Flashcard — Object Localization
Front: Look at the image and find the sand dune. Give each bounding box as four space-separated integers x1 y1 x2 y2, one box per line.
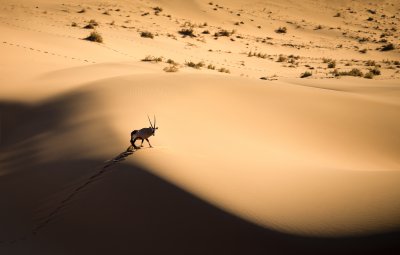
1 0 400 254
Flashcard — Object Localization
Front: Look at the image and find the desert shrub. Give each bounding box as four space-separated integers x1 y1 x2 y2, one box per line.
71 22 77 27
103 10 110 15
346 68 363 76
335 68 363 77
84 24 95 29
84 19 98 29
89 19 98 26
166 59 178 65
77 8 86 13
140 31 154 39
288 58 297 65
369 67 381 75
141 56 163 62
364 72 374 79
365 60 376 66
328 60 336 68
300 71 312 78
185 61 204 69
218 67 230 73
207 64 216 70
288 55 300 60
179 28 196 37
163 65 179 72
334 12 341 17
322 58 332 63
277 55 287 62
84 31 103 43
202 30 210 34
153 6 163 12
381 43 395 51
275 27 287 33
359 48 367 53
248 52 267 59
315 25 323 30
256 52 267 58
214 29 235 37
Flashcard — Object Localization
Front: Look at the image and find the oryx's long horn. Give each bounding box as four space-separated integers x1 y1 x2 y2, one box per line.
147 115 153 128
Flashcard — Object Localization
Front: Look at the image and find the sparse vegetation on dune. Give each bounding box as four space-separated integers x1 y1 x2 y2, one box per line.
178 28 196 38
381 43 395 51
327 60 336 68
141 56 163 63
369 67 381 75
363 67 381 79
83 19 98 29
275 27 287 34
364 72 374 79
5 0 399 82
277 55 287 62
166 59 178 65
84 24 95 29
365 60 376 66
248 51 268 59
153 6 163 12
214 29 235 37
84 31 103 43
163 65 179 73
300 71 312 78
140 31 154 39
207 64 216 70
185 61 205 69
333 68 363 77
218 67 230 73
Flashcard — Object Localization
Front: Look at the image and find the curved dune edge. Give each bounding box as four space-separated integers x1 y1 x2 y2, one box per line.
69 73 400 237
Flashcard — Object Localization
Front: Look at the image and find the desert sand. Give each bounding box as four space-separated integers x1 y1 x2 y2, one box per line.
1 0 400 254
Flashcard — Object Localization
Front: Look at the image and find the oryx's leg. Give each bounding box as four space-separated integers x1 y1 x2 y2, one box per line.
131 137 140 149
140 138 144 147
145 138 152 148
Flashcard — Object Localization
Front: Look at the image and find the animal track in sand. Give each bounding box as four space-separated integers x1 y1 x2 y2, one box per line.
1 41 96 64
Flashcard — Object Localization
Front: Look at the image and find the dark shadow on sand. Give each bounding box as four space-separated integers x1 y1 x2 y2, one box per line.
0 96 399 255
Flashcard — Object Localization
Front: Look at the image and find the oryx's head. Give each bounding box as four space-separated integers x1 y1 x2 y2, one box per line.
147 115 158 136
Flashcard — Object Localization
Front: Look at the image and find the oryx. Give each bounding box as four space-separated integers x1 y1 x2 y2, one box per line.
129 115 158 150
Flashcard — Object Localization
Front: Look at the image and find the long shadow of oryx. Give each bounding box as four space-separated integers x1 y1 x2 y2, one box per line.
0 148 137 246
31 148 137 235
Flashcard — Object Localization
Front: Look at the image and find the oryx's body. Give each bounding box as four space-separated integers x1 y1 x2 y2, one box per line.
129 116 158 150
